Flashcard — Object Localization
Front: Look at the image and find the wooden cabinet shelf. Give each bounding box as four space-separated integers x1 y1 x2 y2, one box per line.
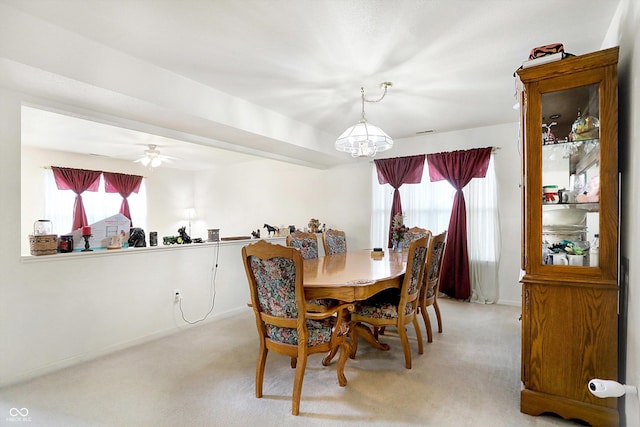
517 47 619 426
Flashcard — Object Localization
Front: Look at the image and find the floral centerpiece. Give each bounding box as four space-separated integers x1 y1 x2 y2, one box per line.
391 213 408 251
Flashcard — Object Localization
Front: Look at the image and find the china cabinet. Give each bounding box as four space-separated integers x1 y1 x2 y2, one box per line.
517 47 619 426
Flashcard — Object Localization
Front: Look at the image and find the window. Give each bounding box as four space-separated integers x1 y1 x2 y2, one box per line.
371 155 500 303
43 169 147 234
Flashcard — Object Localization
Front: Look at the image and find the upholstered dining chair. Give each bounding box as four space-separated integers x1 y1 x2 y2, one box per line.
405 226 430 242
242 240 353 416
374 228 431 338
418 230 448 343
349 235 430 369
322 229 347 255
286 231 319 260
286 231 335 310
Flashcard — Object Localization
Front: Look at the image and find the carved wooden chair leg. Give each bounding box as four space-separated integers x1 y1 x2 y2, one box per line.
421 305 433 343
256 346 268 398
291 354 307 416
398 326 412 369
434 301 443 333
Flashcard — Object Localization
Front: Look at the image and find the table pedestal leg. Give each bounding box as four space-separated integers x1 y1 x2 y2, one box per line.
354 323 390 351
349 322 391 358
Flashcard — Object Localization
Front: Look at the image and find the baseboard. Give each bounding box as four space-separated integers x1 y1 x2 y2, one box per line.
0 306 248 388
497 298 521 306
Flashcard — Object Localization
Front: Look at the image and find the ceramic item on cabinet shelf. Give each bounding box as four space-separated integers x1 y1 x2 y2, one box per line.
543 185 559 204
542 208 588 226
567 254 585 266
570 111 600 141
552 253 568 265
557 189 570 203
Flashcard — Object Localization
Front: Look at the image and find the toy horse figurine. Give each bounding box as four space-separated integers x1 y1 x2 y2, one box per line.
263 224 278 237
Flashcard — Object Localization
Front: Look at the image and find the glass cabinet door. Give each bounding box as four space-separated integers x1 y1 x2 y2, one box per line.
541 83 600 267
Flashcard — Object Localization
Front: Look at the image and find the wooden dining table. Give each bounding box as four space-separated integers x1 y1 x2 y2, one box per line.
303 249 408 355
303 249 407 301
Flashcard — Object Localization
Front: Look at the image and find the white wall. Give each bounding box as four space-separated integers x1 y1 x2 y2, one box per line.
191 158 372 251
603 0 640 424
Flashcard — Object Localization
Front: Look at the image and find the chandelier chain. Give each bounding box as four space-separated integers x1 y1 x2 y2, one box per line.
360 82 391 120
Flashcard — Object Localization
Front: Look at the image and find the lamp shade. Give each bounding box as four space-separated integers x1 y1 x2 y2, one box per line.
335 120 393 158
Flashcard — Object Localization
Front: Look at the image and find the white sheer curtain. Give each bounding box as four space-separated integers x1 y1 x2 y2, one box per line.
371 155 501 303
43 169 148 235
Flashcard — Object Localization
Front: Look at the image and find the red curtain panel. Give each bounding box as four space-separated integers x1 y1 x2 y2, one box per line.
426 147 492 300
374 155 426 248
103 172 143 226
51 167 101 232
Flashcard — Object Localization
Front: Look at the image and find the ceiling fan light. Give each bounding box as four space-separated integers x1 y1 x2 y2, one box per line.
140 157 151 167
150 157 162 168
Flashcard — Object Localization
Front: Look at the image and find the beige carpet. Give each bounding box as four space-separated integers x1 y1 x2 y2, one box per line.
0 298 583 426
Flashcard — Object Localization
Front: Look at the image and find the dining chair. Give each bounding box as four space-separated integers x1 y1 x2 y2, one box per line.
286 231 335 310
242 239 353 416
374 228 432 338
405 226 430 242
286 231 319 260
418 230 448 343
322 229 347 255
349 235 430 369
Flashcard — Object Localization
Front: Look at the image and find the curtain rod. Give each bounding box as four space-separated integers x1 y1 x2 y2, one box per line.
369 146 501 163
42 166 149 178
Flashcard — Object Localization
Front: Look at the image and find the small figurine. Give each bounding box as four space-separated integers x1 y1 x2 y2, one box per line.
542 122 557 144
177 226 192 244
263 224 277 237
251 229 261 239
128 228 146 247
308 218 320 233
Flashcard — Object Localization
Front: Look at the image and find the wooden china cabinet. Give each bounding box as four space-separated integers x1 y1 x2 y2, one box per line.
516 47 619 426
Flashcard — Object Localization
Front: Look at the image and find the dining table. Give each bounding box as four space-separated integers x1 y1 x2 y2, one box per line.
303 249 408 356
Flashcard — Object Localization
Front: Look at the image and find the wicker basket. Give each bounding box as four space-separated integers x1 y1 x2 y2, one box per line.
29 234 58 256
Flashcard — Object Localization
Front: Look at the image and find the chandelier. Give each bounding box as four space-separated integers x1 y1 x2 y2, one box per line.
335 82 394 158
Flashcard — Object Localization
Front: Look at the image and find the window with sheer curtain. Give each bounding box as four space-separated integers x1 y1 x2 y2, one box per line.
371 155 501 303
43 169 148 235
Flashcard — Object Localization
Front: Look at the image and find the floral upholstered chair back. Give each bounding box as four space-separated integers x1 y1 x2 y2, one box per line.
423 230 448 300
323 229 347 255
404 237 430 301
405 227 430 243
244 242 306 344
286 231 319 260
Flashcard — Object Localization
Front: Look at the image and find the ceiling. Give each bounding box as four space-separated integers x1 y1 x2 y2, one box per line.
4 0 621 170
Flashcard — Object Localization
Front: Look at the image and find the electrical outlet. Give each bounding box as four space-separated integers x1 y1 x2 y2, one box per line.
173 289 181 303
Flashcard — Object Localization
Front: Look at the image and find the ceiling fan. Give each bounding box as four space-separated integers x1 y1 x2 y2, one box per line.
134 144 174 168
